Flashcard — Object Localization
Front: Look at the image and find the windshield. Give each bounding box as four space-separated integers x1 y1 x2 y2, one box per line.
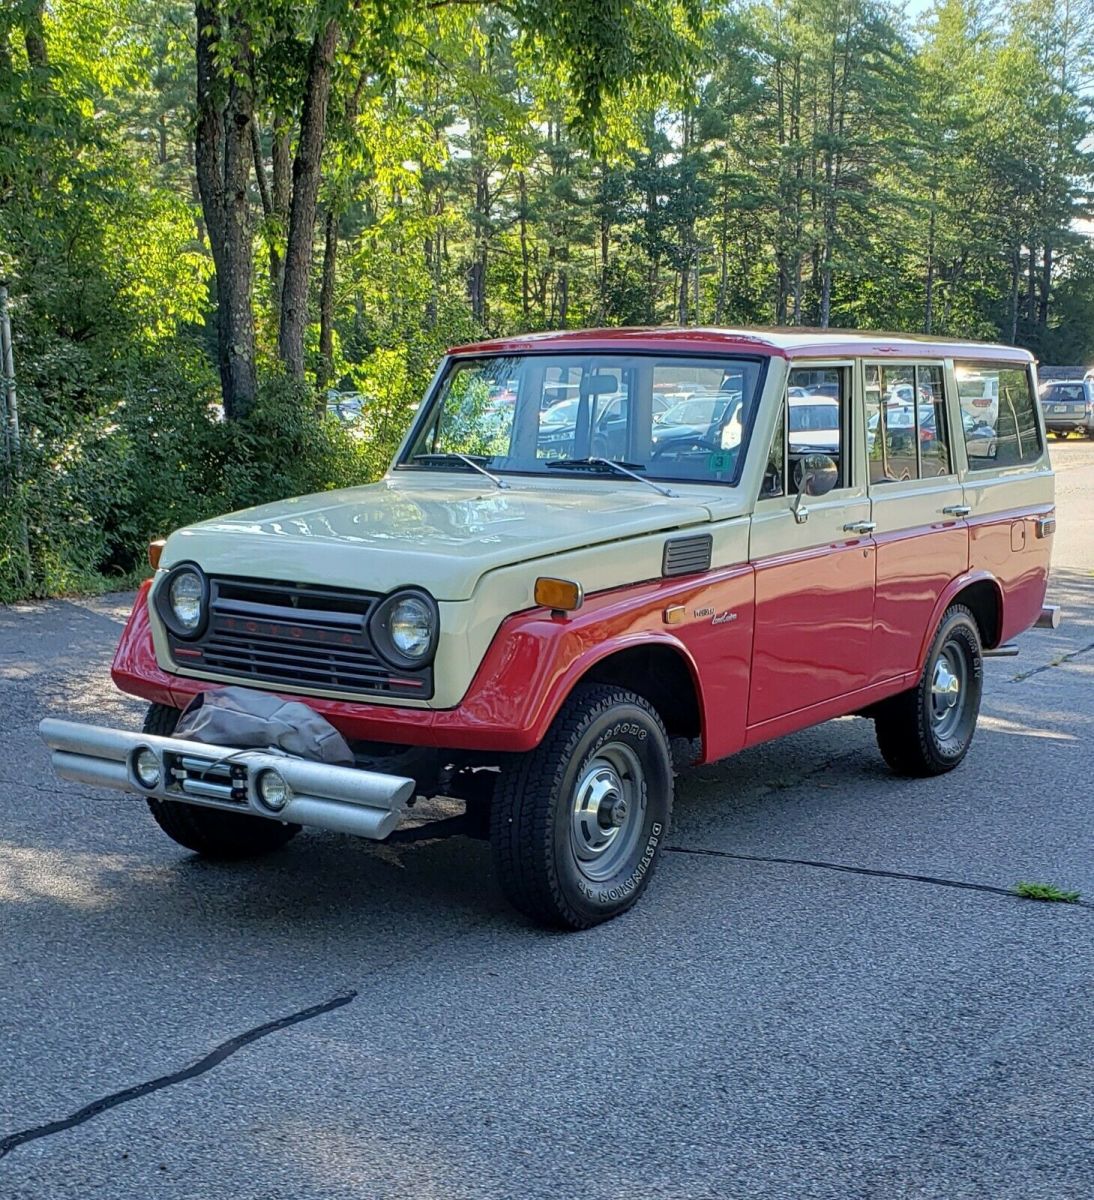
402 352 765 485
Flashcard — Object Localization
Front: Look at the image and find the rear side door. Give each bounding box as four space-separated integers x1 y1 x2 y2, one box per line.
953 359 1053 642
747 363 875 728
864 360 968 683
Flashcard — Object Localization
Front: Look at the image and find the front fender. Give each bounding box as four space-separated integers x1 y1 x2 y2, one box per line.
436 566 755 759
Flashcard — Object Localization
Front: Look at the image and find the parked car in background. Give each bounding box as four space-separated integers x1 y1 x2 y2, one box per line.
42 328 1058 932
956 370 1000 428
788 394 840 452
325 391 372 425
1038 379 1094 439
650 394 742 456
538 393 672 459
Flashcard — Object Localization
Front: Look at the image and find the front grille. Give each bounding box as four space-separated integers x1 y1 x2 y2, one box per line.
166 577 433 699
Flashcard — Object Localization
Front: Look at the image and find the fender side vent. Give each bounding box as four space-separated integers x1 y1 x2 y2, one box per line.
662 534 713 577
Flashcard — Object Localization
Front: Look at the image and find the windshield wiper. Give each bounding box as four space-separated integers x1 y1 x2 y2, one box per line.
413 452 509 489
545 457 677 498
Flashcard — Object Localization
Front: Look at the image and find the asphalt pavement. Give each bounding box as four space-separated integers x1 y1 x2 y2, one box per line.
1 440 1092 1199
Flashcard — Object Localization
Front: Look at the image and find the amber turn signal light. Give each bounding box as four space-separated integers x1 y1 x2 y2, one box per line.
534 577 583 613
148 539 166 571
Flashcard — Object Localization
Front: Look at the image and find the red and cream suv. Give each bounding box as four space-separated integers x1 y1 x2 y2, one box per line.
41 328 1059 929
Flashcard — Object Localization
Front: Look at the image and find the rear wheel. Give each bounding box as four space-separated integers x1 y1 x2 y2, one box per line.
874 605 983 777
142 703 300 859
490 684 673 930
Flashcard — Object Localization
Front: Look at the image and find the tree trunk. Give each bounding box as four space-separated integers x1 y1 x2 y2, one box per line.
250 120 282 301
1027 243 1037 325
271 126 291 301
278 18 340 381
193 0 258 420
317 207 338 393
518 172 530 322
22 0 48 70
1038 244 1052 329
924 201 936 334
469 154 489 326
1008 244 1020 344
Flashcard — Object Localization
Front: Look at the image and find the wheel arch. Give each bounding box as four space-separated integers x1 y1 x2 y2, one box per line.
549 637 706 753
917 571 1004 670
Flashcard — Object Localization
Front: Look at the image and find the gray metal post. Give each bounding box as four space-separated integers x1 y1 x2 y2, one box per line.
0 283 19 471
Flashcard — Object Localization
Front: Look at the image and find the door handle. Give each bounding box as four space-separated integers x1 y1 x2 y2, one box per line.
941 504 971 517
842 520 876 535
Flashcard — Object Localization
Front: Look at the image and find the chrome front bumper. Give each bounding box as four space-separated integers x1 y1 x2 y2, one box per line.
39 718 415 840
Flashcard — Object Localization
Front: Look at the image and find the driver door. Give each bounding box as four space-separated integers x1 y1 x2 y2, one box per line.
747 364 876 729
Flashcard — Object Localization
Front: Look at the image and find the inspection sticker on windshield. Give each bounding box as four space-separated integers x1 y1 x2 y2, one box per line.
707 452 734 472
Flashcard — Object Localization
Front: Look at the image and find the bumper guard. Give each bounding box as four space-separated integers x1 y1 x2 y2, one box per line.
39 718 415 840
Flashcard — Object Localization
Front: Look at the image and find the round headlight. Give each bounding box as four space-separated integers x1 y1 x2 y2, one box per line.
370 589 438 669
388 595 435 659
256 770 291 812
168 568 205 633
133 747 162 790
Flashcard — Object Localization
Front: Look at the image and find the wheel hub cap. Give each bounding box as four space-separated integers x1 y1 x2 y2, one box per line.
569 744 646 883
932 660 960 710
929 646 966 737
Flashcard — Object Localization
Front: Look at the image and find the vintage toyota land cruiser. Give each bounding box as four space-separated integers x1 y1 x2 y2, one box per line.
41 328 1059 929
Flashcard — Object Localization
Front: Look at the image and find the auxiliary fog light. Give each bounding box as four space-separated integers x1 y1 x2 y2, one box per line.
132 747 162 790
256 770 291 812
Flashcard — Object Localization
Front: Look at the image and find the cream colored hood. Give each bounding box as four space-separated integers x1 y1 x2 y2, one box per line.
161 474 735 600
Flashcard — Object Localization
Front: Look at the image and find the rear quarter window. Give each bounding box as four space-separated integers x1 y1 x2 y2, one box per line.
956 361 1042 470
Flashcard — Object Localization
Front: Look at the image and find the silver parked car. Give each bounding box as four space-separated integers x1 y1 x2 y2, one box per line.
1039 379 1094 439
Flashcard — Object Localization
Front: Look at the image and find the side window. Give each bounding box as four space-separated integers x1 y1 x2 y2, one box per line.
956 361 1042 470
786 367 845 493
919 365 952 477
866 362 952 483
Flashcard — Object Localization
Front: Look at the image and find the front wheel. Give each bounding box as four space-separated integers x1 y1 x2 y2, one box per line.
874 604 983 777
490 684 673 930
142 703 300 859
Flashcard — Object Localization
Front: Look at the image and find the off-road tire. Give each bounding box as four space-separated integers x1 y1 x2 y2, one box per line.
142 703 300 859
874 604 983 777
490 683 673 930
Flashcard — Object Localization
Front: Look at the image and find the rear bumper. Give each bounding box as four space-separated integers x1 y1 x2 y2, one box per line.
1044 416 1093 433
39 718 415 840
1035 604 1062 630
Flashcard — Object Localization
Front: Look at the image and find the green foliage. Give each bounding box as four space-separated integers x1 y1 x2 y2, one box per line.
1013 880 1082 903
1 0 1093 603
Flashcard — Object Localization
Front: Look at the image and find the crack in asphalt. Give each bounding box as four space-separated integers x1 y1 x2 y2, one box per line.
0 990 358 1161
665 845 1094 910
1010 639 1094 682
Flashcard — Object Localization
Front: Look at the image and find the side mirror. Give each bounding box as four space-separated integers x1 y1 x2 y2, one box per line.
796 454 838 497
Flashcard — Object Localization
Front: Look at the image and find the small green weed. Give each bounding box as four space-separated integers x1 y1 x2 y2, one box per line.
1013 881 1081 904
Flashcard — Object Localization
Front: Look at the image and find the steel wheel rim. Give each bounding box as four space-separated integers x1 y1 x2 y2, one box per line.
569 742 646 883
930 643 967 739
